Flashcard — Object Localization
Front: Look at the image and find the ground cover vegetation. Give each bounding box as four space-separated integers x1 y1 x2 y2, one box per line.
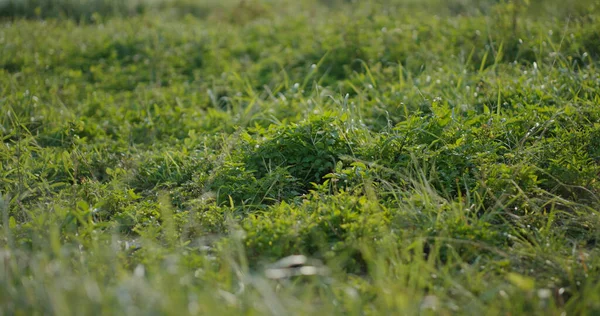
1 0 600 314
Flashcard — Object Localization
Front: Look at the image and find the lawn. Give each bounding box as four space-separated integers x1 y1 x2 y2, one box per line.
1 0 600 314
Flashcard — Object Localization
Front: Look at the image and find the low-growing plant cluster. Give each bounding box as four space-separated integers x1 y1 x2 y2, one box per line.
1 0 600 314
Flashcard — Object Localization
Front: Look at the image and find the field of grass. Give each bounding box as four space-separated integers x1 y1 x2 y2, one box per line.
1 0 600 314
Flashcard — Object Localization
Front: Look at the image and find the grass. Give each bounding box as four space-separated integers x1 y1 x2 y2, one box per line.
1 0 600 314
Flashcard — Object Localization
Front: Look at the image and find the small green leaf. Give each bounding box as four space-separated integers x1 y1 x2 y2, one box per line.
9 216 16 229
127 189 142 200
507 273 535 291
77 201 90 212
351 162 367 169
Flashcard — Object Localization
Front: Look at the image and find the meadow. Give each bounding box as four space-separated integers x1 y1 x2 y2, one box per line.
1 0 600 314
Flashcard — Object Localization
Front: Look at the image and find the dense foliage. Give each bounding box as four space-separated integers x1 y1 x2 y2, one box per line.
1 0 600 314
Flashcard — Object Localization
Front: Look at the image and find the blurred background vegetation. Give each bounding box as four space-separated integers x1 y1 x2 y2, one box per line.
0 0 597 22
